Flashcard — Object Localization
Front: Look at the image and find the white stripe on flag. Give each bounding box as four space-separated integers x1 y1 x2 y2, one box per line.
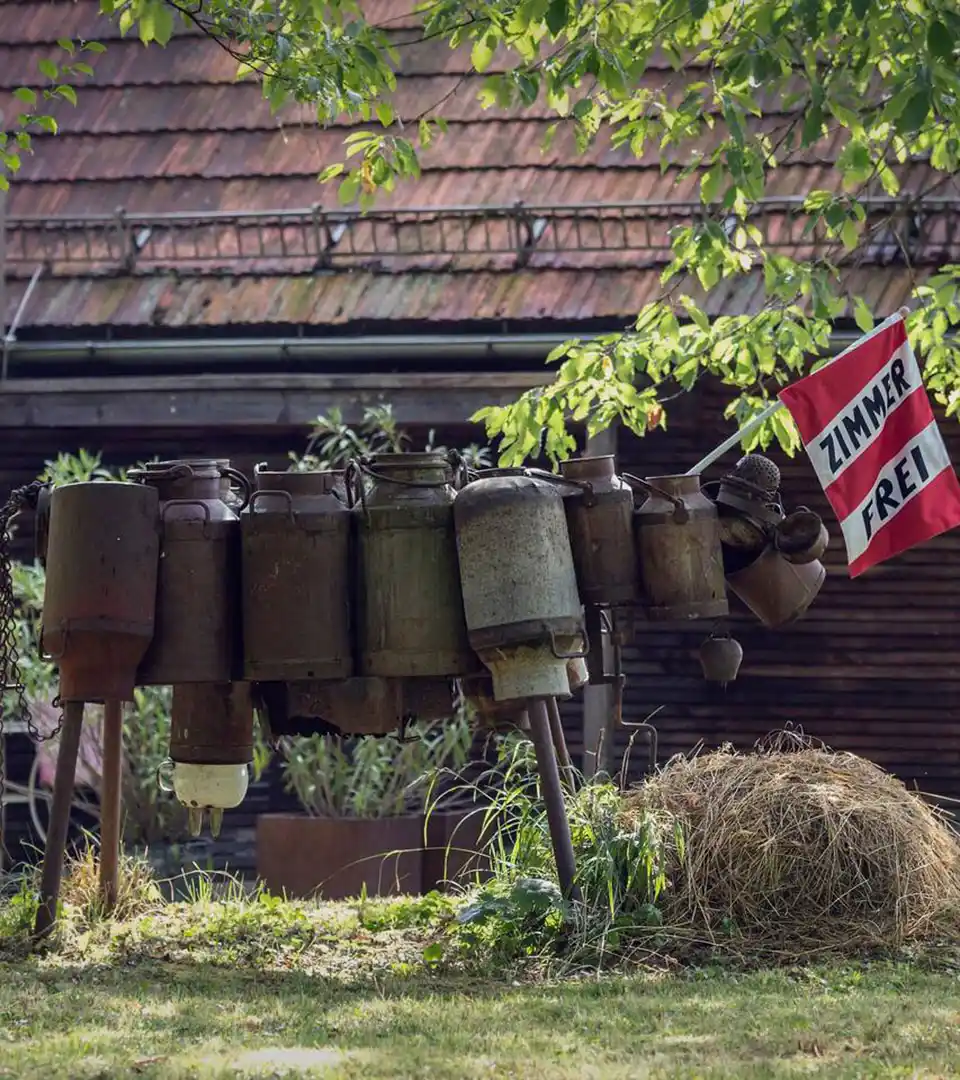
839 418 952 563
803 339 919 488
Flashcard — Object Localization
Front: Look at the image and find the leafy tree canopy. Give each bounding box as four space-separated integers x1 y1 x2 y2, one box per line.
6 0 960 464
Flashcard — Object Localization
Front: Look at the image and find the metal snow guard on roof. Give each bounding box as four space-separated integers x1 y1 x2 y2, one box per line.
5 196 957 275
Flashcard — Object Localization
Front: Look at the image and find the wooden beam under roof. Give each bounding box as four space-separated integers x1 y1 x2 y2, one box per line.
0 371 553 429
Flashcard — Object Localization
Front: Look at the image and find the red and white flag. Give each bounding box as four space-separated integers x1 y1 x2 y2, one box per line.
777 316 960 577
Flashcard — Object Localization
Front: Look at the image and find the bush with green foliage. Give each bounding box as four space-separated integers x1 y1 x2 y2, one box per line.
280 714 475 819
435 736 676 969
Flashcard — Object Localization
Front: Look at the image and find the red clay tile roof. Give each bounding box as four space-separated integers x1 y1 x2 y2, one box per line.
2 0 958 335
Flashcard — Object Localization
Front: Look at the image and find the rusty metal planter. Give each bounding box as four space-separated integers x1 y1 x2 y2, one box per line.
422 808 493 893
256 814 424 900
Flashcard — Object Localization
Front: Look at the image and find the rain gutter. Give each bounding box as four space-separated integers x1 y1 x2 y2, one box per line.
3 332 581 366
3 327 888 368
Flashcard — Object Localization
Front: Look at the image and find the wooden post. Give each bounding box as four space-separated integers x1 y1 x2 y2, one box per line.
33 699 84 940
581 427 617 777
99 699 123 913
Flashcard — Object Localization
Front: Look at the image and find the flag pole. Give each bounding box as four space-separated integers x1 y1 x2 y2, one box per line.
684 306 911 477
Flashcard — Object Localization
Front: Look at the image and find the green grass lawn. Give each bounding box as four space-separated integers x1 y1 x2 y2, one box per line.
2 885 960 1080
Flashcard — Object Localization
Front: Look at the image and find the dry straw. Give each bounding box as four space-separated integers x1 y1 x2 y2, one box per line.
622 729 960 954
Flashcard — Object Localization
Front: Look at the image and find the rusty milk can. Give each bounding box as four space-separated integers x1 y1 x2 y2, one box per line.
241 466 352 682
42 481 160 702
162 680 254 837
631 474 728 621
555 455 639 608
454 469 585 702
132 459 249 685
725 545 825 629
352 453 475 679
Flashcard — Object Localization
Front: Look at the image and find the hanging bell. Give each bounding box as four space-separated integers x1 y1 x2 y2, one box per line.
698 633 744 686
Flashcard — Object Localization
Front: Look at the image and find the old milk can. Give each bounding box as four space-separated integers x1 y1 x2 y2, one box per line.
132 459 249 685
725 546 825 629
454 469 585 702
162 680 254 837
631 474 728 621
555 455 639 608
42 482 160 702
352 453 475 679
241 467 352 682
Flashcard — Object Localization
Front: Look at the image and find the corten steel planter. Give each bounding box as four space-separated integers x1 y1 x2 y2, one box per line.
422 808 493 893
256 814 424 900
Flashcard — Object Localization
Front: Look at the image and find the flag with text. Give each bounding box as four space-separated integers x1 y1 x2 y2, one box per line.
777 317 960 577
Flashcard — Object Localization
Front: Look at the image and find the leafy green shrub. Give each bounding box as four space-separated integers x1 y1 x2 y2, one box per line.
288 404 491 473
443 736 676 969
280 713 474 819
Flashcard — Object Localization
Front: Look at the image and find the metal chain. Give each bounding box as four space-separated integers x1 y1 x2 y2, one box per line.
0 482 62 864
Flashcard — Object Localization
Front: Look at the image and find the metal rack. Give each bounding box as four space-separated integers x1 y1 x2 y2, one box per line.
4 197 958 274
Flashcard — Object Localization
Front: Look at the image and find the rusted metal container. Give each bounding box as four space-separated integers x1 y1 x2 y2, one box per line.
241 467 352 682
775 508 830 565
632 474 728 621
726 546 825 629
41 482 160 703
255 677 402 738
132 459 246 685
165 680 254 836
353 453 475 679
557 455 638 607
454 470 585 701
713 454 784 556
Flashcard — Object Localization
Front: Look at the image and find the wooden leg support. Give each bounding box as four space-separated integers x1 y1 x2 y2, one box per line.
33 699 84 941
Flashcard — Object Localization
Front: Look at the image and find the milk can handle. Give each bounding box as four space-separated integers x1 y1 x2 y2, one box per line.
220 466 252 511
547 624 591 660
156 757 176 794
522 467 596 502
39 620 69 661
160 499 213 538
248 488 295 522
129 462 194 483
621 474 690 524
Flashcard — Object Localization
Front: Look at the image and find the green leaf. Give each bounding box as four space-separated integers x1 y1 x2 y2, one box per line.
422 942 444 966
38 59 59 81
896 89 931 135
545 0 569 35
318 162 345 183
56 85 78 106
338 173 361 205
928 20 954 61
376 102 394 128
840 218 859 251
13 87 37 106
471 35 496 73
852 296 874 333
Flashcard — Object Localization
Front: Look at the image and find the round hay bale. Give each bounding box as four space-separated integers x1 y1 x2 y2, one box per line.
622 739 960 952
